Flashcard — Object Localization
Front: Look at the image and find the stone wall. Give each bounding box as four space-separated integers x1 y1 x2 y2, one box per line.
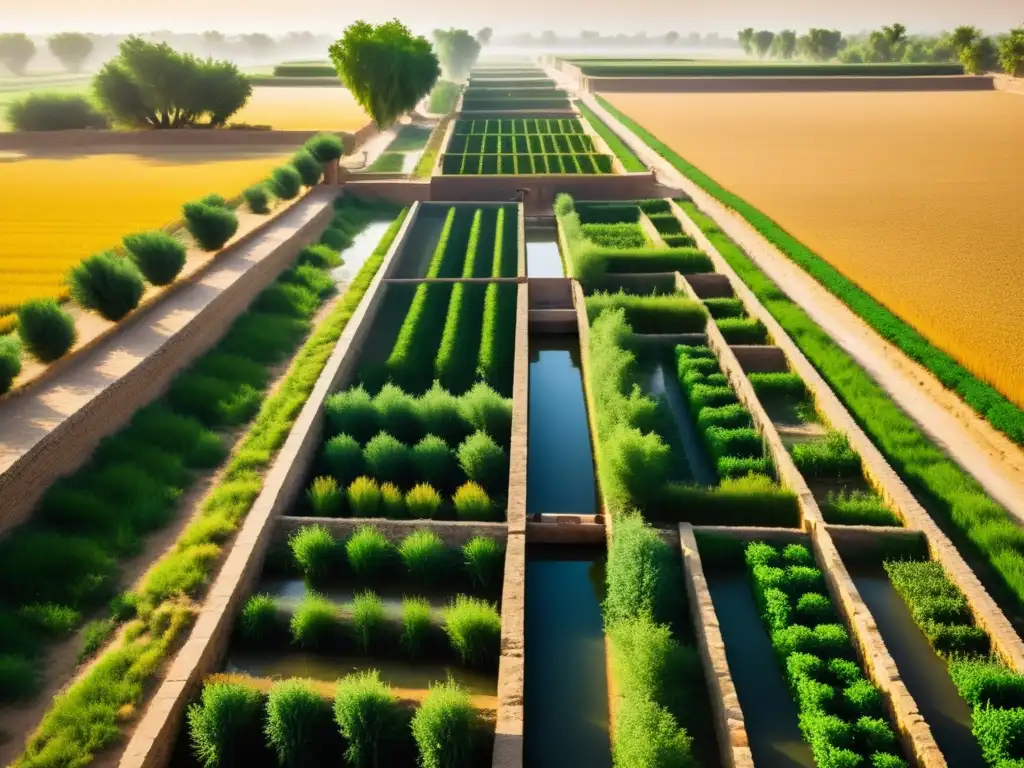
429 172 657 213
583 75 995 93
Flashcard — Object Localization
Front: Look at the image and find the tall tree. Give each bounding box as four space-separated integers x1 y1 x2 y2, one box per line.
799 28 845 61
999 28 1024 75
771 30 797 59
752 30 775 58
738 28 755 54
329 20 438 129
664 31 680 45
0 34 37 75
240 33 275 57
93 37 250 128
48 33 94 73
476 28 493 45
432 28 481 81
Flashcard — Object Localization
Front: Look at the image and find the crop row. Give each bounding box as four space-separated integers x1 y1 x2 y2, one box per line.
677 198 1024 621
404 206 517 280
12 203 411 763
448 132 595 155
454 117 586 135
463 86 565 99
460 96 571 112
745 541 908 767
441 152 614 175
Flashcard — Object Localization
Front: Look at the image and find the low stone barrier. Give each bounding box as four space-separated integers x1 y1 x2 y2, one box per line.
583 75 995 93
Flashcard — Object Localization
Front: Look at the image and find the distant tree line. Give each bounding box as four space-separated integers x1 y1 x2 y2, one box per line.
736 24 1024 74
0 30 336 76
494 30 741 48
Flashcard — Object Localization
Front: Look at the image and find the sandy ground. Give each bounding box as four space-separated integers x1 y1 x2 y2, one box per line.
576 90 1024 528
602 90 1024 411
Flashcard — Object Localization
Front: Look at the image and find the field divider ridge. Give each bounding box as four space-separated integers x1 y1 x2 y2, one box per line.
119 200 423 768
664 196 1024 673
0 190 335 534
678 523 754 768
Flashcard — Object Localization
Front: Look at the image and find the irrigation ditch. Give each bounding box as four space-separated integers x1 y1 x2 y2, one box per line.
5 59 1024 768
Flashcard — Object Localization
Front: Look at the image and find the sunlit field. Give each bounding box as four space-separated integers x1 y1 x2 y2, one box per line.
232 86 369 131
607 90 1024 407
0 150 289 319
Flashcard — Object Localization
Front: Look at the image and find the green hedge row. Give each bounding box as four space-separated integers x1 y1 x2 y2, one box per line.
677 198 1024 619
675 344 774 481
460 96 571 111
586 291 706 334
188 675 488 768
886 559 1024 765
477 281 517 397
745 541 908 767
436 283 488 392
271 63 336 77
597 95 1024 446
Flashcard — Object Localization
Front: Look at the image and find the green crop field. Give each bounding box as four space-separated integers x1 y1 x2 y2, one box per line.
441 117 614 175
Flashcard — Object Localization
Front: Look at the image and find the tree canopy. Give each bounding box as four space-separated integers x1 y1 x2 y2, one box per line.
93 37 251 128
752 30 775 58
329 20 439 130
476 28 493 46
48 33 94 73
0 33 37 75
433 28 482 81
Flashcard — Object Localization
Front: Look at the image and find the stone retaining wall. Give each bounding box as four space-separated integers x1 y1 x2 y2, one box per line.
582 75 995 93
0 195 335 533
119 203 422 768
678 524 754 768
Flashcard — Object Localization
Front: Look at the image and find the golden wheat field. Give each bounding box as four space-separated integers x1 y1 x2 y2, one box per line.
233 87 369 131
0 150 288 319
606 90 1024 408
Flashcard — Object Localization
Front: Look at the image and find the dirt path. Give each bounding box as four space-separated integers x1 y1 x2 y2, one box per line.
574 89 1024 526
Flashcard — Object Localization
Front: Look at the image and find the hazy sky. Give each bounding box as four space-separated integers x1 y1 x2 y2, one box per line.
5 0 1021 35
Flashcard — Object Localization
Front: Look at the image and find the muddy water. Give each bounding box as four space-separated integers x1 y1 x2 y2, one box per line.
853 570 986 767
251 577 450 616
525 545 612 768
642 356 715 485
706 573 815 768
330 218 394 284
526 232 564 277
223 651 498 709
527 335 597 514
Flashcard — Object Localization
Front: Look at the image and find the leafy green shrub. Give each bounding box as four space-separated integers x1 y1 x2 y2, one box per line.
406 483 442 519
604 514 682 626
791 431 861 479
16 299 76 362
973 705 1024 764
796 593 834 625
459 383 512 445
6 92 109 131
199 194 230 208
270 166 303 200
696 403 751 430
843 679 883 717
187 681 265 768
412 435 458 490
68 252 145 321
320 227 347 250
345 526 394 580
349 590 385 652
253 280 319 319
299 244 341 270
581 222 648 249
716 316 768 344
363 432 411 486
411 680 478 768
401 597 433 658
290 593 340 649
166 372 261 428
716 454 771 479
374 383 422 444
748 372 807 399
0 335 21 394
265 679 338 768
926 622 989 656
443 595 500 668
419 385 472 444
238 593 281 646
305 133 344 163
613 695 694 767
949 659 1024 709
183 202 239 251
456 431 507 493
821 490 900 527
452 482 495 521
307 476 344 516
0 653 37 701
290 524 337 581
242 184 272 214
325 386 379 442
380 482 406 518
333 670 401 767
463 537 503 591
702 297 745 319
323 434 364 488
400 530 449 584
122 231 187 285
79 618 115 660
347 476 382 517
586 290 706 334
290 149 323 186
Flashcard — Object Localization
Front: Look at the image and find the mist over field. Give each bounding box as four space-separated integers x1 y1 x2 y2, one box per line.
6 0 1021 35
